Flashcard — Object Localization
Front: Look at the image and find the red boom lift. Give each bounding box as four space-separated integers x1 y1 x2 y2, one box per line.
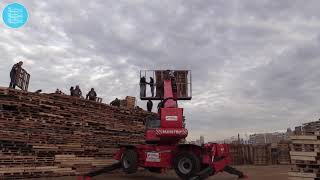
81 70 247 180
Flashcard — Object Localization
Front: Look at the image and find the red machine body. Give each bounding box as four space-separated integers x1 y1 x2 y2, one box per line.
114 143 231 173
113 70 246 179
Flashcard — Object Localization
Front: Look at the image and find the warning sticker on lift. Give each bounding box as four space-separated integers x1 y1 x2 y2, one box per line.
146 152 160 162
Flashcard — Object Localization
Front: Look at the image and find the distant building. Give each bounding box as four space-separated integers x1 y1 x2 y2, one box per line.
195 139 201 146
200 135 204 145
209 130 291 145
189 136 205 146
248 132 288 144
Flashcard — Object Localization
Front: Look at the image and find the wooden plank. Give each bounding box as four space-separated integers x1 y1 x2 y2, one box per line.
290 151 319 157
292 140 320 145
290 156 316 161
288 171 317 178
289 177 317 180
291 136 319 140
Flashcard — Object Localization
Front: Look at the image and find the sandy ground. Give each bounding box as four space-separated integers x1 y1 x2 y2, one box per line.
29 165 289 180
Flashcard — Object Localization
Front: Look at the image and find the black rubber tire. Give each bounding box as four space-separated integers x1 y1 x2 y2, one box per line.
173 152 201 180
121 149 138 174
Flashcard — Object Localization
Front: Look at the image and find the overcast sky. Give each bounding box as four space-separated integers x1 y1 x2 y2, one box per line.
1 0 320 141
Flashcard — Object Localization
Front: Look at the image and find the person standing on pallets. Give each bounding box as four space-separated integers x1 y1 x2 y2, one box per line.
9 61 23 89
73 85 82 98
86 88 97 101
149 77 155 97
147 99 153 112
140 76 147 97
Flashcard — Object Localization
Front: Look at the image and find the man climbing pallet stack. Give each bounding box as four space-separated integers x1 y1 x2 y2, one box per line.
9 61 30 91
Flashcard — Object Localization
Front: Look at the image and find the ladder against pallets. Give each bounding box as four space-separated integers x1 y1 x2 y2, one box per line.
289 122 320 180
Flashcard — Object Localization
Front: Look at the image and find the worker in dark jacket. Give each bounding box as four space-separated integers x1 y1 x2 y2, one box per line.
140 76 146 97
156 80 163 98
147 100 153 112
70 86 75 96
110 98 120 107
73 85 82 98
9 61 23 89
86 88 97 101
149 77 154 97
157 100 164 114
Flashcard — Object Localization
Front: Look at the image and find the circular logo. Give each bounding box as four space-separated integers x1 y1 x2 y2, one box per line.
2 3 28 28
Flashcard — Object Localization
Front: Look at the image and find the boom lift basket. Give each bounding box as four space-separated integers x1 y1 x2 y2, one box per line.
140 70 192 100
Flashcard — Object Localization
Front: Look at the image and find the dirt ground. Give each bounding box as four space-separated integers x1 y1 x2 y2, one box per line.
30 165 289 180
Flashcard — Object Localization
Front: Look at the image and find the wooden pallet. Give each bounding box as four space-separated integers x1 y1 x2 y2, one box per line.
290 121 320 180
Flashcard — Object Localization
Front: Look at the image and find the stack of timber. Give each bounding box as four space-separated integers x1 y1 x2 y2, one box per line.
126 96 136 109
294 126 303 135
278 140 291 165
230 144 253 165
253 144 271 165
229 143 274 165
119 96 136 109
289 120 320 180
0 87 151 179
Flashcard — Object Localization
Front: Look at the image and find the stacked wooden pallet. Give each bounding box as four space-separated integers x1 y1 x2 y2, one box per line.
230 144 253 165
253 144 271 165
278 140 291 165
0 87 151 179
230 143 290 166
289 120 320 180
126 96 136 109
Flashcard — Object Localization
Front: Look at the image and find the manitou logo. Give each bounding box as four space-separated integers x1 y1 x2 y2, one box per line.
155 129 188 136
165 116 178 121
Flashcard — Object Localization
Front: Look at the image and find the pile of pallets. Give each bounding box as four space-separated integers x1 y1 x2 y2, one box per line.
253 144 271 165
230 143 272 166
278 140 291 165
289 120 320 180
0 87 151 179
126 96 136 109
230 144 253 165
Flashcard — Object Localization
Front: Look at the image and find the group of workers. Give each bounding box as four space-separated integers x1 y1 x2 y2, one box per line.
141 70 178 113
56 86 97 101
69 86 97 101
9 61 167 113
147 99 165 113
140 76 154 97
9 61 98 101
